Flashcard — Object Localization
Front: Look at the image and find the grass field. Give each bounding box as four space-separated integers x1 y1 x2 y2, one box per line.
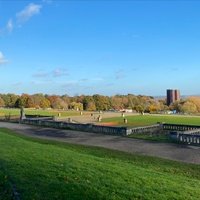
0 128 200 200
102 114 200 127
0 108 79 118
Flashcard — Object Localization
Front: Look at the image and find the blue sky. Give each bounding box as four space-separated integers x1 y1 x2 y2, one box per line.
1 0 200 96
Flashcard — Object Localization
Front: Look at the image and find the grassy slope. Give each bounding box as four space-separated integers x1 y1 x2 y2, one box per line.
0 128 200 200
102 114 200 127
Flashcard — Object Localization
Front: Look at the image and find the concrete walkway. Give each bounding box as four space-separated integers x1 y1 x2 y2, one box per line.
0 122 200 164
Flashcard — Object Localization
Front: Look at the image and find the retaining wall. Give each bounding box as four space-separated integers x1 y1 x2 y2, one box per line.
163 123 200 131
126 124 162 135
21 118 200 145
22 118 127 136
170 131 200 145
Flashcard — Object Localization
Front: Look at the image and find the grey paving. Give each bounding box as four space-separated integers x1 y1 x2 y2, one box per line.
0 122 200 164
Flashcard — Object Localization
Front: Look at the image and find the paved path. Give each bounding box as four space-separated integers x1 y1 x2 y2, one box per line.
0 122 200 164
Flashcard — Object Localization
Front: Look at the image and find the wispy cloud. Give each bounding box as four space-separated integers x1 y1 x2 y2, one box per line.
0 19 14 35
115 69 126 80
53 68 68 77
0 3 43 35
0 52 8 64
12 82 22 87
33 68 69 78
16 3 42 24
61 81 79 88
79 78 89 82
33 71 49 78
6 19 13 33
171 67 179 71
79 77 103 82
42 0 53 4
91 77 104 81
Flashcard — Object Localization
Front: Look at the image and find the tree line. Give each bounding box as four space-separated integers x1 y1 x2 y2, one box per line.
0 93 200 114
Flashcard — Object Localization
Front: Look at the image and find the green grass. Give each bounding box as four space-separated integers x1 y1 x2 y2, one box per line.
0 128 200 199
102 114 200 127
0 108 79 117
0 169 12 200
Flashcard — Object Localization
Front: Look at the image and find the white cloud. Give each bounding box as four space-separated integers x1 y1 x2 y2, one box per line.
33 68 69 78
91 77 104 81
42 0 53 4
0 52 8 64
16 3 42 24
6 19 13 33
115 69 126 80
33 71 49 78
53 68 68 77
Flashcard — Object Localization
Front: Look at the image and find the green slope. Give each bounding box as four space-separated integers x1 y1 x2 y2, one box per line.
0 128 200 200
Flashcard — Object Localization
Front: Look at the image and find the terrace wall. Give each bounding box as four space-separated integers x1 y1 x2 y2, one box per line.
126 124 163 135
22 118 166 136
20 118 200 146
163 123 200 131
22 118 127 136
170 130 200 145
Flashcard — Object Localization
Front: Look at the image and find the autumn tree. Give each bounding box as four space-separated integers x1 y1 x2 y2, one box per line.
83 96 96 111
187 97 200 112
110 96 123 110
93 94 111 111
181 101 197 114
1 93 19 107
47 95 68 109
0 96 5 107
39 98 50 109
69 102 83 111
20 94 30 108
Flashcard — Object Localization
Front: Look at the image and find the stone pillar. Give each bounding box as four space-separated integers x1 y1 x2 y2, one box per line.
124 118 128 124
20 107 26 122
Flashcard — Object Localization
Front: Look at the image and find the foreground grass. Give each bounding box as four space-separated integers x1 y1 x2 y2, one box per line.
0 128 200 200
0 169 12 200
102 114 200 127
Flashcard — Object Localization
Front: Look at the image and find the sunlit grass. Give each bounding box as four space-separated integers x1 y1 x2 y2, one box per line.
102 114 200 127
0 128 200 200
0 108 79 117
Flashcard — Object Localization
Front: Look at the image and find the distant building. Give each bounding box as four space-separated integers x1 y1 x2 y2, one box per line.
166 89 180 106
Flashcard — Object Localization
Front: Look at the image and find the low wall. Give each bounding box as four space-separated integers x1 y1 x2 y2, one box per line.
20 118 200 145
163 123 200 131
22 118 127 136
126 124 162 135
170 131 200 145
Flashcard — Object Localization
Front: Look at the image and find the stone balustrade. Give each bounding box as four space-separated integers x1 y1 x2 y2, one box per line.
163 123 200 131
20 117 200 145
22 118 127 136
126 124 162 135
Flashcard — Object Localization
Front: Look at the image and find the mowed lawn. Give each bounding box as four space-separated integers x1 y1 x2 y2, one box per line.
0 108 79 117
0 129 200 200
102 114 200 127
